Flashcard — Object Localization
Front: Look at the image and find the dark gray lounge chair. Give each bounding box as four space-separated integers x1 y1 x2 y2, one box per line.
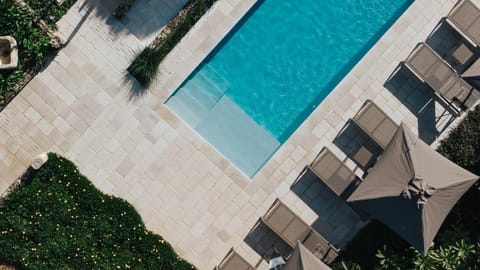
447 0 480 47
261 199 339 264
215 248 256 270
405 43 479 110
308 147 360 199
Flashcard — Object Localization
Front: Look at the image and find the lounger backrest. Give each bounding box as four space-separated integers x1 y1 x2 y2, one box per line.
405 43 457 94
216 248 255 270
352 100 398 149
448 0 480 46
309 147 358 199
262 199 311 248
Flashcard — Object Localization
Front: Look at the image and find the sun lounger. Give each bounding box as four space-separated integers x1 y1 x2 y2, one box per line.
261 199 339 263
344 100 399 170
447 0 480 47
352 100 399 150
405 43 478 111
308 147 360 200
215 248 256 270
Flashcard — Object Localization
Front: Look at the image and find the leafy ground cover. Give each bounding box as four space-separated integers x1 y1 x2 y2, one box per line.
23 0 77 27
0 1 53 107
334 105 480 270
128 0 217 88
0 153 196 270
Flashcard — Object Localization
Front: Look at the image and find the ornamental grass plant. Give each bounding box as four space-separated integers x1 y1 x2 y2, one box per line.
128 0 217 87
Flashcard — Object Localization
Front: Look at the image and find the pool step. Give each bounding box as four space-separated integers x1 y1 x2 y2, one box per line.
167 66 231 127
168 65 232 126
188 72 223 107
167 90 207 127
202 64 230 94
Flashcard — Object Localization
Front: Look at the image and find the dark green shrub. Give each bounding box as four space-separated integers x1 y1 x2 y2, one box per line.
0 153 196 270
437 106 480 175
437 105 480 249
128 0 218 87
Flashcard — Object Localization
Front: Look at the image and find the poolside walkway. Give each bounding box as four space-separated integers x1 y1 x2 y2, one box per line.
0 0 474 269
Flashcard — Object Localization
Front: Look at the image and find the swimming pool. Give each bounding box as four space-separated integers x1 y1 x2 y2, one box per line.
166 0 413 177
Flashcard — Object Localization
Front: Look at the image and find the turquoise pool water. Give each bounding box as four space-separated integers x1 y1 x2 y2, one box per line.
167 0 412 177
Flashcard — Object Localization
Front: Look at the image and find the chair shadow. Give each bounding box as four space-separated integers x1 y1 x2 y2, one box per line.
332 123 383 171
244 219 293 259
425 20 479 73
384 64 456 144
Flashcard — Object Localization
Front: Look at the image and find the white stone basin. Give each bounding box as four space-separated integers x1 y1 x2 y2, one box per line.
0 36 18 70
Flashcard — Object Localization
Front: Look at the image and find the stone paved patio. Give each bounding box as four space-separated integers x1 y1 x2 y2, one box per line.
0 0 478 269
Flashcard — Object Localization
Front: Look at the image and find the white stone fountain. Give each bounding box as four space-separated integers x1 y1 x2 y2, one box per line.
0 36 18 70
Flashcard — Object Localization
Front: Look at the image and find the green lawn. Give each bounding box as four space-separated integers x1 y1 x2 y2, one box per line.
0 153 196 270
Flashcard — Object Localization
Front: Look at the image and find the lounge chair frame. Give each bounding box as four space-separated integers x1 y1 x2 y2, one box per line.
308 147 360 200
446 0 480 47
405 43 476 111
261 199 339 264
351 100 399 150
215 248 256 270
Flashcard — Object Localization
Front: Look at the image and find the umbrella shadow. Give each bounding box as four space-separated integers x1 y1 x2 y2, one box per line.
63 0 187 44
62 0 129 44
119 0 190 43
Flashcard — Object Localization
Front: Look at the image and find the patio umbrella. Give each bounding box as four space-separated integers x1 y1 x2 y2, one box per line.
282 241 331 270
348 124 479 254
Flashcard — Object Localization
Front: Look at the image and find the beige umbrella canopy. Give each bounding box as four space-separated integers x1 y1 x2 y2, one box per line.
282 241 331 270
348 124 479 254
